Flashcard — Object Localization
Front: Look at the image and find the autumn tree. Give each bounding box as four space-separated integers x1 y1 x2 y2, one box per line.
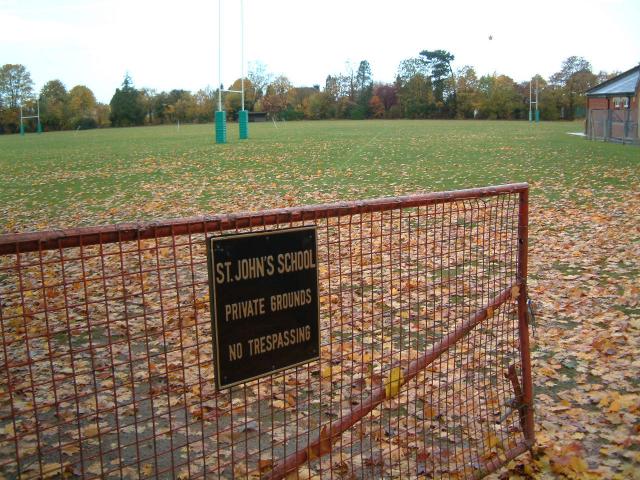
373 83 398 116
174 91 195 122
262 76 293 119
535 78 565 121
368 95 385 118
94 103 111 127
398 74 434 118
455 66 480 119
549 56 597 119
68 85 97 128
139 88 157 124
397 57 428 84
477 75 522 119
39 80 69 130
396 57 434 118
0 64 34 109
224 78 257 119
0 64 34 132
324 75 340 101
286 86 317 120
304 91 335 119
193 87 215 122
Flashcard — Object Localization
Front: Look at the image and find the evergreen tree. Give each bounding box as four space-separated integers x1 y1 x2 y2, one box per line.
419 50 456 117
109 74 145 127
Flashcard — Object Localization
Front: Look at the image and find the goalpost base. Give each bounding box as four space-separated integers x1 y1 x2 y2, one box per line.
215 111 227 144
239 110 248 139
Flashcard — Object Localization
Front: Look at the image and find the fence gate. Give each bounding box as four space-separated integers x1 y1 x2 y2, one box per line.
0 184 533 479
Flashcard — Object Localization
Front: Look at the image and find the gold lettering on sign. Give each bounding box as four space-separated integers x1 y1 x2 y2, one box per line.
270 289 312 312
224 297 266 322
247 325 312 356
277 249 316 274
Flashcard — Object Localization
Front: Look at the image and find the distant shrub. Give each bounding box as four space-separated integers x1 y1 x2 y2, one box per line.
350 105 367 120
72 117 98 130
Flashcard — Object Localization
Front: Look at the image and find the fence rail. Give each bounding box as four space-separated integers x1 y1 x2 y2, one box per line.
0 183 533 479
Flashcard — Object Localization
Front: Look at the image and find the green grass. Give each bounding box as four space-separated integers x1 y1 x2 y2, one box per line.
0 120 637 232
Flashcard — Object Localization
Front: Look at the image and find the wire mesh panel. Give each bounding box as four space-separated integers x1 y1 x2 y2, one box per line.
611 109 638 143
0 184 533 479
588 109 608 140
588 108 639 144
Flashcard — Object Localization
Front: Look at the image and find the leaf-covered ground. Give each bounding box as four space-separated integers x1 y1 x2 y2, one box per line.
0 120 638 478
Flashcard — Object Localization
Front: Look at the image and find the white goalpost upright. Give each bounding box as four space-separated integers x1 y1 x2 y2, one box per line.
529 78 539 123
215 0 248 144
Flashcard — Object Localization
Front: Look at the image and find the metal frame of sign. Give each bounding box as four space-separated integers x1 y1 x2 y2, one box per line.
207 226 320 390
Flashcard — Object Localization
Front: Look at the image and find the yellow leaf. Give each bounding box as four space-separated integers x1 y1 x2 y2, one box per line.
485 432 503 450
511 285 520 300
321 365 340 379
486 306 494 318
8 317 23 330
569 455 588 472
83 424 99 438
384 367 404 398
608 400 621 413
141 463 154 476
1 423 14 438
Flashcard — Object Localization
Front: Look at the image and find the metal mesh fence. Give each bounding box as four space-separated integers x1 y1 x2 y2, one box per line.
0 184 533 479
588 108 639 144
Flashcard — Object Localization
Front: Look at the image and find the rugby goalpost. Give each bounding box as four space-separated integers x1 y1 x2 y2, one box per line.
529 77 539 123
216 0 248 143
20 99 42 135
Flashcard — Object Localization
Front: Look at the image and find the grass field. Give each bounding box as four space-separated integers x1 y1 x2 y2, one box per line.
0 120 637 233
0 120 639 478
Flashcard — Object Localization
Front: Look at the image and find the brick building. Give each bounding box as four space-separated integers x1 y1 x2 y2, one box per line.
585 65 639 144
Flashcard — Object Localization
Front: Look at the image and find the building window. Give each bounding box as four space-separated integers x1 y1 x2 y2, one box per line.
622 97 630 109
613 97 620 109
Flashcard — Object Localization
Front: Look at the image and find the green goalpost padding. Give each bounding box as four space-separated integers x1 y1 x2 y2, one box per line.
216 110 227 144
239 110 248 139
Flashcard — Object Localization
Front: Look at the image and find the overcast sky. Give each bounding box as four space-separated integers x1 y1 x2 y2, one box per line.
2 0 639 103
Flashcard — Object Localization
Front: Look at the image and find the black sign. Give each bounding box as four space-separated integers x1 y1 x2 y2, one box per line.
207 226 320 389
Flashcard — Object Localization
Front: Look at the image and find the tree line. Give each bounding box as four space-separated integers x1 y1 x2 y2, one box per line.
0 52 615 134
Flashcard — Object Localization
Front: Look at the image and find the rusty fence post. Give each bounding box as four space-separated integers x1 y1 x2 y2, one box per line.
517 187 535 446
